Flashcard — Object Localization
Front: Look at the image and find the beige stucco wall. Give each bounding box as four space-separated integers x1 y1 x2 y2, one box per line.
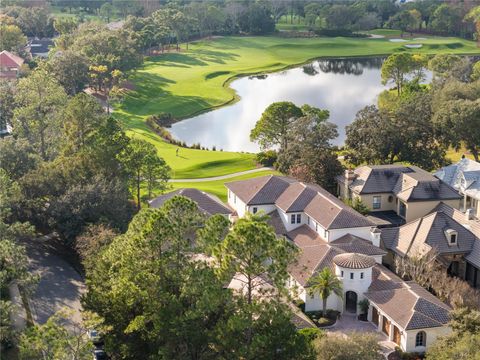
403 199 461 223
404 327 452 353
353 193 396 212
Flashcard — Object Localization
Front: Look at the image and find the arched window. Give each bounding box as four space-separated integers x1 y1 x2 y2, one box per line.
415 331 426 347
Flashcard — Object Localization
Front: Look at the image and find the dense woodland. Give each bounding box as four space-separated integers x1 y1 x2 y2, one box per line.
1 1 480 359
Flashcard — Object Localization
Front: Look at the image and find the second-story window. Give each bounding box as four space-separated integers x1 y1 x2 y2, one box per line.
252 207 257 214
373 196 381 210
291 214 296 224
296 214 301 224
350 273 354 280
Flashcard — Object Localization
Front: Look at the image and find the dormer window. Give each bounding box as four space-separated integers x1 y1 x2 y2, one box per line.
445 229 458 246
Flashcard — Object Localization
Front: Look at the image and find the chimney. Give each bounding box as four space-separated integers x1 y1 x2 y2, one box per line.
466 208 474 221
344 169 357 198
370 227 381 248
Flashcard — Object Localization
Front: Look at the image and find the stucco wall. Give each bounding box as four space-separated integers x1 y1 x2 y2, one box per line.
246 204 276 215
227 190 247 218
404 327 452 353
353 193 396 212
403 199 461 223
305 291 342 312
368 303 451 353
279 210 306 232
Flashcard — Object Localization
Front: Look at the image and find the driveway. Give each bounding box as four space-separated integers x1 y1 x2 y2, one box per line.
23 237 85 329
326 313 397 356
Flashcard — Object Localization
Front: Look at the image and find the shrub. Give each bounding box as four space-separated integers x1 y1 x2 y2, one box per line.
256 150 278 167
314 332 383 360
344 197 370 215
145 117 173 141
146 112 175 128
359 299 369 315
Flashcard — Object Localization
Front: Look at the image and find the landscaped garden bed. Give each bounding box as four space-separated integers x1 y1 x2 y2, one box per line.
305 310 340 328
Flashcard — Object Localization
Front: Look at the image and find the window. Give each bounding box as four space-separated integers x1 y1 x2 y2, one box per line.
350 273 354 280
291 214 296 224
341 271 344 277
445 229 458 246
450 233 457 244
296 214 301 224
233 195 236 204
399 201 406 218
315 222 318 232
307 217 310 225
373 196 381 210
415 331 426 347
360 272 364 279
252 207 258 214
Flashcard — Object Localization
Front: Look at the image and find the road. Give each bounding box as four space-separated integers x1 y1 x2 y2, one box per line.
24 237 85 328
170 167 273 183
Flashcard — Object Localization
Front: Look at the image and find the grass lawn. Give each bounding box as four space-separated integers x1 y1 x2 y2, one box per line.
115 35 479 178
169 170 280 202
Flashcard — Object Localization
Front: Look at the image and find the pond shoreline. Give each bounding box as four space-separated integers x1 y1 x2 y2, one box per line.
168 53 392 125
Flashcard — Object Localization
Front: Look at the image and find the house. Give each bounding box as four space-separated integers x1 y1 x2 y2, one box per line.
226 175 452 352
336 165 462 225
27 38 53 58
225 175 376 241
381 202 480 288
435 158 480 219
0 50 24 81
148 188 233 218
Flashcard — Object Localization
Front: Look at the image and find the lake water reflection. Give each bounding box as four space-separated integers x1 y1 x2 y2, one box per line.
170 57 388 152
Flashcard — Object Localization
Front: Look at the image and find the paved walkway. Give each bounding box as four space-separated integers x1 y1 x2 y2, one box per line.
170 167 273 183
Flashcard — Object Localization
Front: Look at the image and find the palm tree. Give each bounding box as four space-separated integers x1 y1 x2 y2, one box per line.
307 267 343 317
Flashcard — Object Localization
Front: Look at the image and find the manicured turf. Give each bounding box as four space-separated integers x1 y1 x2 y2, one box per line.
169 170 280 202
115 35 480 178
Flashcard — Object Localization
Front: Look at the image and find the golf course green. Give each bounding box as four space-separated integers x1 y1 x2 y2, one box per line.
115 34 480 180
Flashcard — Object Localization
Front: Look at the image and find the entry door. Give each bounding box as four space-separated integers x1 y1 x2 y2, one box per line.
393 325 401 345
382 316 391 336
372 307 379 326
345 291 358 313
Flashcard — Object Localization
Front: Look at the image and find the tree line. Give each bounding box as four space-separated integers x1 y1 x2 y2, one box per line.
346 53 480 168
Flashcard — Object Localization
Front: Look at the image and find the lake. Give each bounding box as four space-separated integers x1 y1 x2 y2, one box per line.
170 57 389 152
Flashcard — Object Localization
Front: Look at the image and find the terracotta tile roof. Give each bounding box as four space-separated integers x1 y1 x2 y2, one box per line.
286 225 334 286
303 190 374 229
227 175 374 229
432 202 480 268
266 210 288 236
286 228 451 330
0 50 24 68
331 234 387 256
381 205 477 258
339 164 461 201
225 175 294 205
366 266 451 330
333 252 377 269
276 183 318 212
148 188 232 216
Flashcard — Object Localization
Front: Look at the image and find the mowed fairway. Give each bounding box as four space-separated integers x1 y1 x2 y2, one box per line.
169 170 281 201
115 35 480 178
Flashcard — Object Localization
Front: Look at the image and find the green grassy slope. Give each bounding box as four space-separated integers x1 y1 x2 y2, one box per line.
169 170 280 201
115 35 479 178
